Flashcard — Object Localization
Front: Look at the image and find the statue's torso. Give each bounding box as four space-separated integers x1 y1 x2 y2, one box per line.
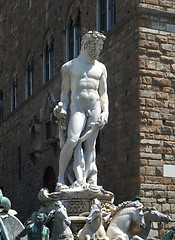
27 224 48 240
68 59 104 111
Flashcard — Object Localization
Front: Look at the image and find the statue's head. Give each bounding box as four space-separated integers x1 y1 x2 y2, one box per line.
0 196 11 212
171 226 175 231
36 213 48 224
134 195 141 202
81 31 106 60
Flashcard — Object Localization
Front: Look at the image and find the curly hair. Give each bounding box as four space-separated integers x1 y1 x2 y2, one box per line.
81 31 106 50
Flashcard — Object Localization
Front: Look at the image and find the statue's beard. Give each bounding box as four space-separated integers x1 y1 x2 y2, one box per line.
89 45 99 60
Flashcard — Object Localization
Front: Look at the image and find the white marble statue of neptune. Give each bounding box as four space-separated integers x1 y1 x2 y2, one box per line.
54 31 108 189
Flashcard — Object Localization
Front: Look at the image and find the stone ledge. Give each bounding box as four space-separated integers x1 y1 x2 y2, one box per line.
137 4 175 19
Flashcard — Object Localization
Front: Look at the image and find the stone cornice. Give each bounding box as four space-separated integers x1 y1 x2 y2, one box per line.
137 4 175 20
105 4 175 40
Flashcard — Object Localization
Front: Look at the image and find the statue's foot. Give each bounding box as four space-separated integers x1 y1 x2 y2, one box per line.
70 181 87 189
55 182 69 192
89 184 102 190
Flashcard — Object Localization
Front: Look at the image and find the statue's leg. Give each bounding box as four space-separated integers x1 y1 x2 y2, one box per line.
58 109 86 185
86 145 98 185
83 105 101 185
84 130 99 185
73 144 85 185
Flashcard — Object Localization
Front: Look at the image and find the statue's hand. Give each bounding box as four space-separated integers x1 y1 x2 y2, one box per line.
60 109 67 118
53 104 67 119
97 112 108 129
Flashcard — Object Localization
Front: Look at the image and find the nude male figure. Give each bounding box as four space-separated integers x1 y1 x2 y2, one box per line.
15 213 49 240
54 31 108 188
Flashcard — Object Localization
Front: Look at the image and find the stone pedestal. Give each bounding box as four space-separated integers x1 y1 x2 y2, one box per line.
38 186 114 232
38 186 114 213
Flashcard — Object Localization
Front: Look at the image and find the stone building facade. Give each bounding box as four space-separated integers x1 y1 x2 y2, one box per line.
0 0 174 237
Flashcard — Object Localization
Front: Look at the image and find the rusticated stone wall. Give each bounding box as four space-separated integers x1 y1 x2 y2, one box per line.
0 1 174 236
138 1 175 237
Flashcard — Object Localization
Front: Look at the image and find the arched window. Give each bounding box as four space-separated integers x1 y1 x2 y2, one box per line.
97 0 117 32
75 14 81 57
11 73 18 111
43 166 56 192
69 20 74 60
26 54 34 99
0 90 3 121
67 12 81 60
43 35 55 83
